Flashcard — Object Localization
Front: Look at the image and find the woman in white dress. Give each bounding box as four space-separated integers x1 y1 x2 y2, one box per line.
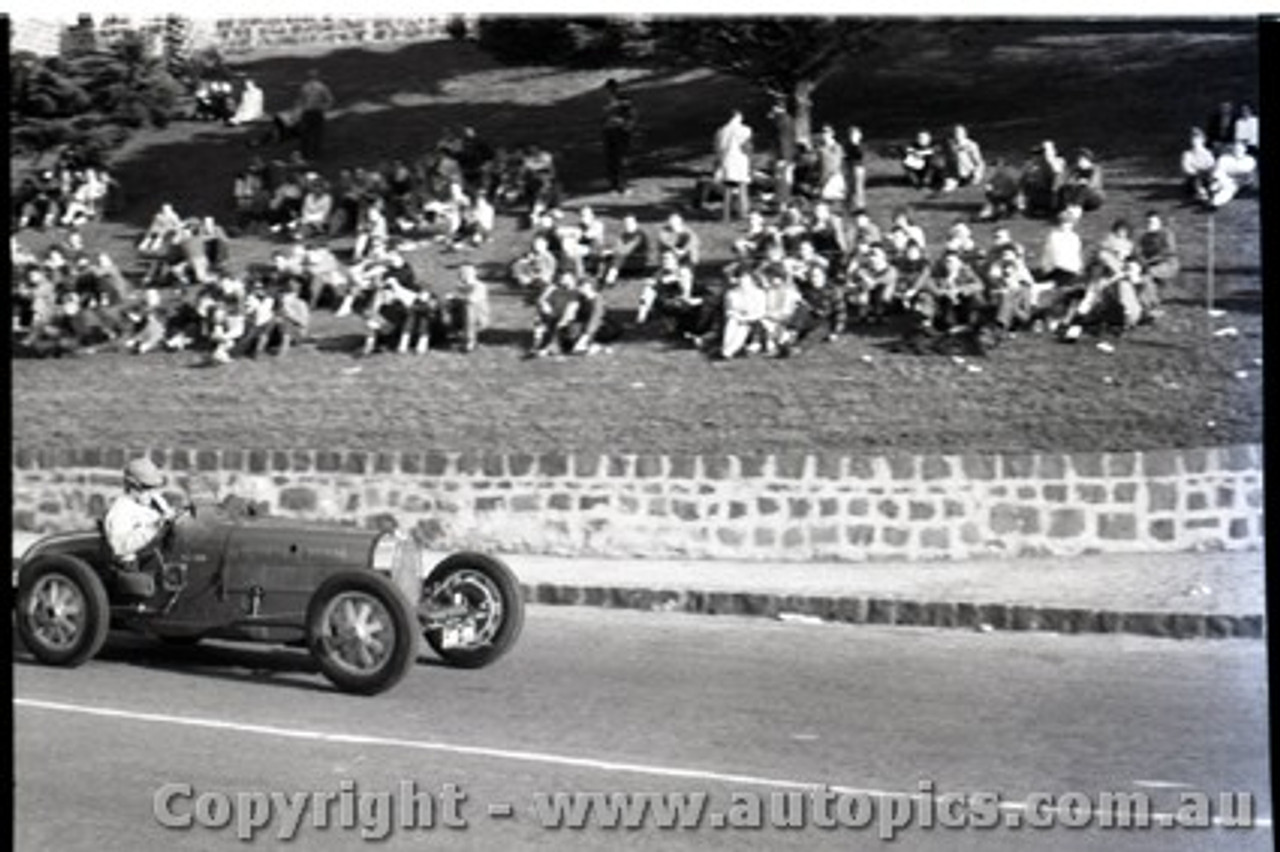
715 110 754 223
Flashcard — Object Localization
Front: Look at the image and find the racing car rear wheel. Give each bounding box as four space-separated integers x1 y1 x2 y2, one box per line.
422 553 525 669
306 571 416 695
17 555 111 667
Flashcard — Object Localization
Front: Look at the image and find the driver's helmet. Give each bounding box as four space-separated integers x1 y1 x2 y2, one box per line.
123 458 167 491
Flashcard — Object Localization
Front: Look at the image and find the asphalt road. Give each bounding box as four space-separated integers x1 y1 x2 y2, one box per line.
14 607 1272 851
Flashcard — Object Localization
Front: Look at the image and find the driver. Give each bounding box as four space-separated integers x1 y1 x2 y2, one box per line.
104 458 178 569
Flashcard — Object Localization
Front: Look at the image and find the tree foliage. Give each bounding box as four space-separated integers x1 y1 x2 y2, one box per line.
476 16 650 67
10 30 184 164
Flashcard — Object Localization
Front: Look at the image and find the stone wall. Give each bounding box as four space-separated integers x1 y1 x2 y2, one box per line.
11 446 1263 562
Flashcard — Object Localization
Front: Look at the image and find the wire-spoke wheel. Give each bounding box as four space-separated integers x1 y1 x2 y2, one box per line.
17 556 110 667
423 553 524 669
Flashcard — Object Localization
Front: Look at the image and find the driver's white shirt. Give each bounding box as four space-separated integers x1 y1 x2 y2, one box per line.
104 490 174 562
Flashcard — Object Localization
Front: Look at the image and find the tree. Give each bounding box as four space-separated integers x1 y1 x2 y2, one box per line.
650 18 902 147
10 30 184 166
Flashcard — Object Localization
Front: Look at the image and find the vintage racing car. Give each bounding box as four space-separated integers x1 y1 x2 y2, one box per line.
14 495 524 695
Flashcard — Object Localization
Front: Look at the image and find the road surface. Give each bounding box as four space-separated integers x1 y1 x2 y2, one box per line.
14 607 1272 850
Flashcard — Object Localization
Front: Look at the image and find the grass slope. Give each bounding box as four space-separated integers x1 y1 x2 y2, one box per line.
10 21 1263 456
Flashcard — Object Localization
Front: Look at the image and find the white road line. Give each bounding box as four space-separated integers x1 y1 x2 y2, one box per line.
14 697 1272 829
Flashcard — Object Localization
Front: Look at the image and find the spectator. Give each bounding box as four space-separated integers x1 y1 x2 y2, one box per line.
1205 100 1236 152
816 125 847 204
297 176 334 239
1233 102 1259 155
1020 141 1066 217
1180 128 1217 204
139 204 183 255
457 127 497 198
768 101 797 208
530 271 585 357
847 244 899 325
658 213 701 268
719 270 768 359
1059 148 1105 212
902 130 942 190
602 79 638 194
844 126 867 213
443 264 491 352
1136 211 1179 299
353 197 389 261
714 110 754 222
984 242 1040 332
230 79 265 126
296 69 335 161
942 125 985 192
1063 257 1148 336
1092 219 1134 279
1209 140 1258 207
233 159 269 234
512 235 558 290
978 159 1023 221
637 250 701 332
808 202 848 265
886 208 927 258
602 215 650 286
1038 209 1085 289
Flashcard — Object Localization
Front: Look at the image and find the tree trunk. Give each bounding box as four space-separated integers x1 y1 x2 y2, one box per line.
791 78 815 146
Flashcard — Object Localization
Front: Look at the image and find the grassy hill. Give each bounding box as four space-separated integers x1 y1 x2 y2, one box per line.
10 20 1263 456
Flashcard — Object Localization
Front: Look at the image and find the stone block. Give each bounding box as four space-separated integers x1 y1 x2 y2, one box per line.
944 499 966 518
635 455 665 478
1181 448 1209 474
846 525 875 546
1141 450 1181 477
782 528 805 548
1071 453 1106 478
1220 445 1258 472
539 453 570 477
673 501 700 521
867 599 898 624
1186 492 1208 512
814 454 843 480
788 498 812 519
990 504 1041 535
608 456 632 478
1148 482 1178 512
810 526 839 545
728 501 748 520
739 456 768 478
344 451 368 475
104 447 128 470
754 528 776 547
757 497 780 516
1216 487 1236 509
1148 519 1176 542
169 449 191 471
819 498 839 517
455 452 481 475
847 498 869 517
669 455 697 479
921 455 951 480
847 456 877 479
279 487 317 512
1001 454 1036 479
1037 453 1067 480
1075 484 1108 504
919 528 950 549
1047 509 1086 538
717 528 745 546
775 453 809 479
960 454 996 480
1112 483 1137 503
887 455 917 480
909 501 935 521
1097 513 1137 540
1043 485 1068 503
1106 453 1136 477
648 498 668 517
877 499 900 519
1229 518 1250 539
882 527 910 547
702 456 734 480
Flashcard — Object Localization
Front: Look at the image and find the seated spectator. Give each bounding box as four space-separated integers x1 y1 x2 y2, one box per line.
1062 257 1149 336
521 144 561 222
808 202 848 265
943 220 981 264
1059 149 1105 212
798 266 846 342
1020 141 1066 217
248 280 310 357
1208 140 1258 207
1233 102 1259 155
886 209 926 258
942 125 985 192
760 263 806 356
978 159 1023 221
846 244 899 325
637 250 701 332
719 270 768 359
1037 209 1085 289
657 213 701 268
301 244 350 310
229 79 265 126
601 215 651 286
1136 210 1179 297
791 138 822 201
511 235 558 290
902 130 942 190
1181 127 1218 203
297 177 334 239
233 159 270 234
453 192 495 248
205 303 245 365
121 289 168 355
909 250 987 335
1091 219 1134 279
352 197 389 261
984 243 1041 332
848 209 883 252
139 203 184 255
530 271 586 357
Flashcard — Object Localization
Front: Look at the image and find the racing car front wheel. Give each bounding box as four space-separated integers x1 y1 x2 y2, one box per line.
17 555 111 667
306 571 416 695
422 553 525 669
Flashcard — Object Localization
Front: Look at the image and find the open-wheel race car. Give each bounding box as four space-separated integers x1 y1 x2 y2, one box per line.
14 495 524 695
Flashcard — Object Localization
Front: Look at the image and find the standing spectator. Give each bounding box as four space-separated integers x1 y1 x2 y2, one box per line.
1205 101 1236 152
942 125 985 192
1180 128 1218 204
1020 141 1066 217
230 79 265 126
844 126 867 213
714 110 754 222
602 79 638 195
457 127 497 198
444 264 491 352
296 69 335 161
816 125 847 204
768 101 797 208
1233 102 1259 155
